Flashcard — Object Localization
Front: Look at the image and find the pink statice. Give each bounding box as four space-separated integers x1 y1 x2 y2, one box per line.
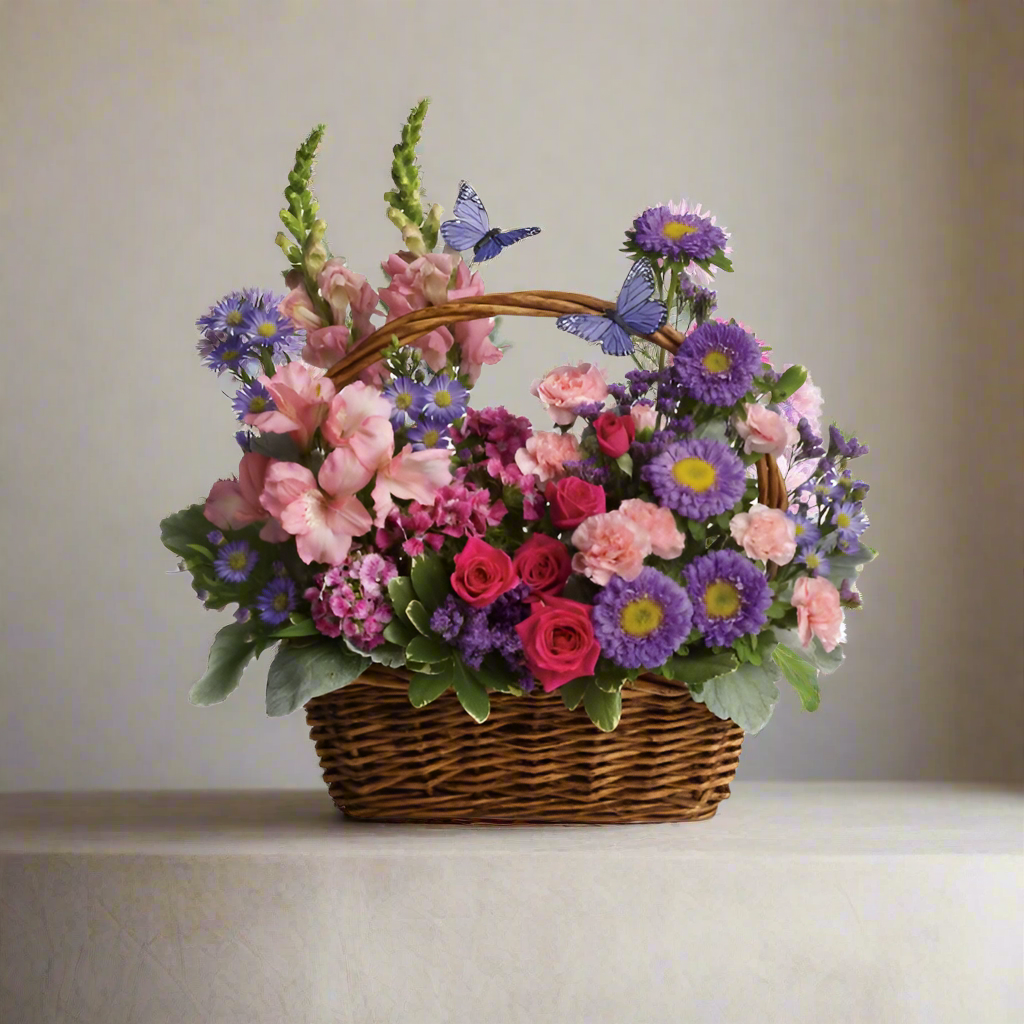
305 550 398 649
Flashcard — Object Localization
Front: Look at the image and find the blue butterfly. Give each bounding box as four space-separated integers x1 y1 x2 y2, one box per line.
556 259 668 356
440 181 541 262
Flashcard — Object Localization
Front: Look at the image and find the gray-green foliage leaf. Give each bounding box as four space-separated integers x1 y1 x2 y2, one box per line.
160 504 213 561
387 577 415 622
771 643 821 711
452 659 490 723
661 650 738 687
383 619 416 647
265 641 370 717
824 542 876 588
584 681 622 732
189 622 258 706
408 672 451 708
406 635 450 663
689 659 780 734
773 628 844 676
271 617 320 638
410 554 450 612
559 677 589 711
405 600 432 635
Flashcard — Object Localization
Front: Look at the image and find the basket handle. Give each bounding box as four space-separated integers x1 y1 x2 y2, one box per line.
323 289 788 512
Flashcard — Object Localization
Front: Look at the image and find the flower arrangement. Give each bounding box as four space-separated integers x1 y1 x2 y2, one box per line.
161 100 875 738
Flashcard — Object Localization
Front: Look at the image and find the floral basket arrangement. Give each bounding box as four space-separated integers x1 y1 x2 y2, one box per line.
161 101 875 823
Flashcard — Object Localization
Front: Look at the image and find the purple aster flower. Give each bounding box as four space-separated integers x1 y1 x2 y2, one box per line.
830 469 870 503
242 287 280 310
829 425 869 459
234 607 251 624
630 202 730 262
642 438 746 519
831 501 869 549
788 513 821 550
196 329 222 361
204 336 258 376
685 550 772 648
235 430 253 452
672 321 761 406
797 549 830 577
214 540 258 583
206 530 225 546
382 376 427 428
407 421 451 451
422 373 469 424
256 577 298 625
246 306 303 357
592 568 693 669
197 292 251 334
232 381 276 422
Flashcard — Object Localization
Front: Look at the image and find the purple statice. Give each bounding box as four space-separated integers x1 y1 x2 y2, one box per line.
679 276 717 321
431 595 466 642
831 501 869 551
232 381 275 422
422 373 469 424
382 376 427 429
256 577 298 626
197 292 251 334
795 418 825 459
206 530 225 546
829 425 869 459
592 568 693 669
630 201 730 262
672 321 761 407
235 430 253 452
573 400 608 421
607 382 631 405
561 457 612 486
624 368 659 400
788 513 821 550
642 438 746 519
234 607 251 624
213 541 258 583
407 421 451 451
304 552 398 649
797 549 830 577
685 550 773 648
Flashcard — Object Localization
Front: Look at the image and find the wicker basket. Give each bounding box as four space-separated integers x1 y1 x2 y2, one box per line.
305 288 788 824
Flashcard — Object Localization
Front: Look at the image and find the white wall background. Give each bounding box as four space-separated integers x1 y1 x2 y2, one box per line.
1 0 1021 790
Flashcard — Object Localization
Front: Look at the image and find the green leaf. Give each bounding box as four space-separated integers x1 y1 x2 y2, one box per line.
823 543 876 587
773 628 844 676
265 641 370 717
559 677 588 711
188 622 258 707
767 600 789 620
452 659 490 723
185 543 214 560
383 619 416 646
689 660 780 734
474 655 523 694
408 671 451 708
615 453 634 477
410 554 450 612
387 577 415 623
271 618 320 638
364 642 408 669
772 644 821 711
771 364 808 402
405 600 432 636
706 250 734 273
583 681 622 732
160 504 213 560
687 520 707 542
661 650 738 687
406 635 450 663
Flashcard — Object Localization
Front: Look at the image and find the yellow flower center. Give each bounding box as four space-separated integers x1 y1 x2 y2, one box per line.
793 522 805 537
620 597 664 638
257 322 277 338
836 512 852 529
672 457 717 492
702 350 731 373
662 221 697 240
226 310 244 326
227 550 249 570
395 391 413 410
705 581 741 619
273 593 290 612
422 429 440 447
249 396 267 413
805 552 821 569
433 389 452 408
222 348 239 362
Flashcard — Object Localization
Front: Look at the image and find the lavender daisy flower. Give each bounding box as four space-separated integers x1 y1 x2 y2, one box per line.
196 329 223 361
829 425 869 459
642 438 746 519
592 568 694 669
204 336 258 376
832 501 869 548
234 607 251 624
197 292 251 334
206 530 225 546
422 373 469 424
256 577 298 625
788 513 821 549
246 306 303 358
685 550 772 647
214 541 258 583
830 469 870 503
797 549 831 577
631 201 730 262
232 381 275 422
407 421 450 451
382 376 427 428
672 321 761 407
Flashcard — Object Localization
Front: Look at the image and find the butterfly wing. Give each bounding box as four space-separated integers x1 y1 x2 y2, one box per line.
615 259 668 335
440 181 491 251
494 227 541 249
472 234 504 262
556 313 634 357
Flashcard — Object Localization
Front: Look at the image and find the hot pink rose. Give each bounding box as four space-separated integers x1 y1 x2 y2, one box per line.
735 403 799 458
531 363 608 426
279 286 325 333
570 511 651 585
512 534 572 596
515 596 600 692
317 260 379 340
730 503 797 565
248 362 336 449
451 537 519 608
791 576 846 652
629 402 658 434
203 453 288 542
593 412 635 458
545 477 607 529
514 432 581 482
618 499 685 559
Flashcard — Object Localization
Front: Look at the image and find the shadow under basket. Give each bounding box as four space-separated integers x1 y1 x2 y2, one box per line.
305 669 744 824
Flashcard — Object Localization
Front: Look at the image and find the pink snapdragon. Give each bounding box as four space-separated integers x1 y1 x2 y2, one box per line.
791 576 846 652
247 362 335 449
618 499 686 559
531 362 608 425
371 444 453 526
317 260 379 340
730 503 797 565
260 460 372 566
514 431 581 482
734 403 799 458
203 453 288 542
570 511 651 585
320 382 395 493
279 286 325 333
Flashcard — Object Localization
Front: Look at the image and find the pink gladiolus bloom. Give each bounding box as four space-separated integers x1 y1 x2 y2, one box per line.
371 445 453 525
260 460 372 566
320 382 395 493
248 362 336 449
204 453 288 542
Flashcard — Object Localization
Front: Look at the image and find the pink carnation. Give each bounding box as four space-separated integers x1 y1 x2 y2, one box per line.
792 576 846 652
735 403 799 458
570 510 651 585
729 503 797 565
531 362 608 426
514 431 581 483
618 499 685 559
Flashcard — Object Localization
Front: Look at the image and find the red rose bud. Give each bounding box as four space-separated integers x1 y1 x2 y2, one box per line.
514 596 601 691
594 412 635 458
512 534 572 596
545 477 607 529
450 536 519 608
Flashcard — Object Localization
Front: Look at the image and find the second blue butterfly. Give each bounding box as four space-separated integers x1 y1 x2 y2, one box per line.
440 181 541 262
